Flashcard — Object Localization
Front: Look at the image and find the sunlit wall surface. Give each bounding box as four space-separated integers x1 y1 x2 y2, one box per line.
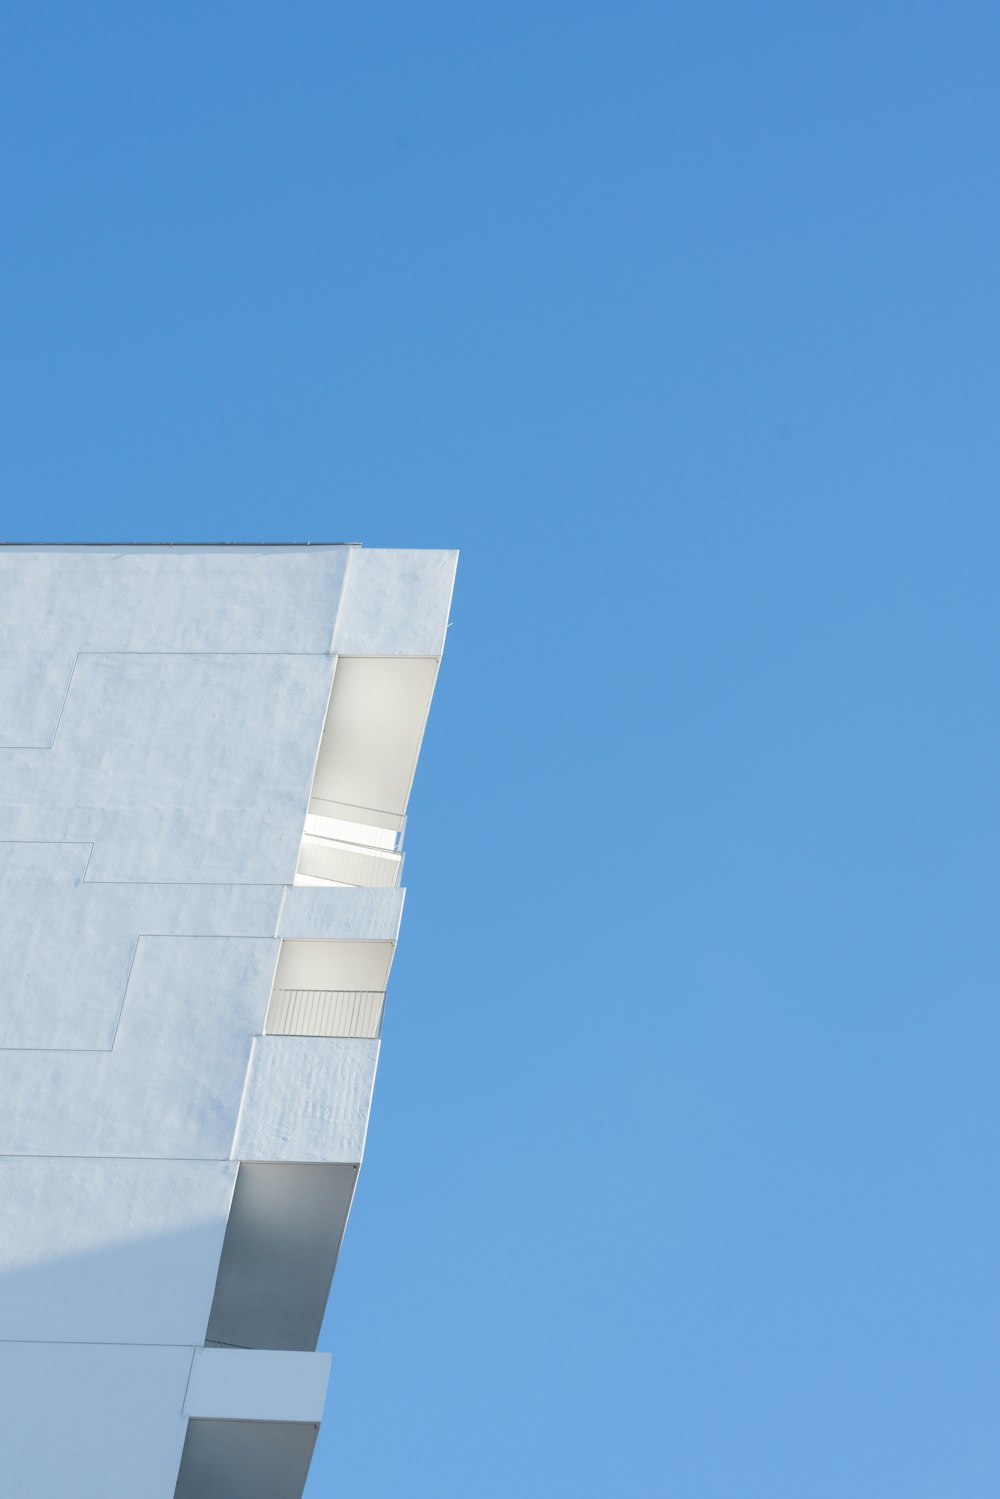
0 543 456 1499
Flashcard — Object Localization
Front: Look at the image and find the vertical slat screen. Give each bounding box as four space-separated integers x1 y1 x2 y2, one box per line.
265 989 386 1039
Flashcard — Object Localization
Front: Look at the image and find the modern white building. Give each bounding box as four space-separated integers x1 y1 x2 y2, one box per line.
0 543 457 1498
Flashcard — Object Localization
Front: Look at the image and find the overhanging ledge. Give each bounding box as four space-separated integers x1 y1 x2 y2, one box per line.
184 1349 330 1423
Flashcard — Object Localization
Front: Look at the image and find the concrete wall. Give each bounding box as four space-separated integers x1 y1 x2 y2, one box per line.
0 545 456 1498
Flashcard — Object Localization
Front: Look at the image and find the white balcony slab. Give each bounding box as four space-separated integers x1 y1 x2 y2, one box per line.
234 1037 379 1163
277 885 404 941
184 1349 330 1423
332 547 457 656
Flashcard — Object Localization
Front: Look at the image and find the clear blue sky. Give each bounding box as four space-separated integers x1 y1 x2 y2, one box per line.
3 4 999 1495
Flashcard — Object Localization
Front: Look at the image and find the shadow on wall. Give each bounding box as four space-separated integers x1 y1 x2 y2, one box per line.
0 1161 357 1350
0 1215 232 1348
0 1161 358 1497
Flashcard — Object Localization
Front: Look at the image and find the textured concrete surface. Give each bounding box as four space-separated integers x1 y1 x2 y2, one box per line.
0 545 456 1497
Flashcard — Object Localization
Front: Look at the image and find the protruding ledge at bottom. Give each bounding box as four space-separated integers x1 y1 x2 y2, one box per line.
183 1348 330 1423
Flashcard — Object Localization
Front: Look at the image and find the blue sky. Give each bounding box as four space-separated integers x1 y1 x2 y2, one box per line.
3 4 1000 1494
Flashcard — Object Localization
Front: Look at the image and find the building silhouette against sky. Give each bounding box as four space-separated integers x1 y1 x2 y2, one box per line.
0 543 456 1498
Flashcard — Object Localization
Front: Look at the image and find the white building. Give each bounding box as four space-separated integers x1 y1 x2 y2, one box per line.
0 544 457 1498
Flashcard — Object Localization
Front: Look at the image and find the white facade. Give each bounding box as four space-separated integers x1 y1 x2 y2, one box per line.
0 544 457 1498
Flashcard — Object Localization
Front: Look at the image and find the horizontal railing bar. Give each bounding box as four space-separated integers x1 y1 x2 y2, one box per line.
295 839 402 889
308 795 407 830
300 832 402 856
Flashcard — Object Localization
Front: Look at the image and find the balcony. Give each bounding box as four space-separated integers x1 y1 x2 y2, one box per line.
175 1349 330 1499
265 939 393 1032
203 946 392 1362
294 805 403 890
293 655 437 888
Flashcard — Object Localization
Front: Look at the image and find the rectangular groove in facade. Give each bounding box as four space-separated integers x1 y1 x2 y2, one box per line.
0 544 457 1499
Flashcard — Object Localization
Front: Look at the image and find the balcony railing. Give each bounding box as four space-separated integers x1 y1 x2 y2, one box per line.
294 802 405 889
295 838 402 889
265 988 386 1039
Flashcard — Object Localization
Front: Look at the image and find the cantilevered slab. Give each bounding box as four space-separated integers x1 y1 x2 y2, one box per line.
331 547 457 656
277 885 404 942
184 1349 330 1422
234 1037 379 1163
